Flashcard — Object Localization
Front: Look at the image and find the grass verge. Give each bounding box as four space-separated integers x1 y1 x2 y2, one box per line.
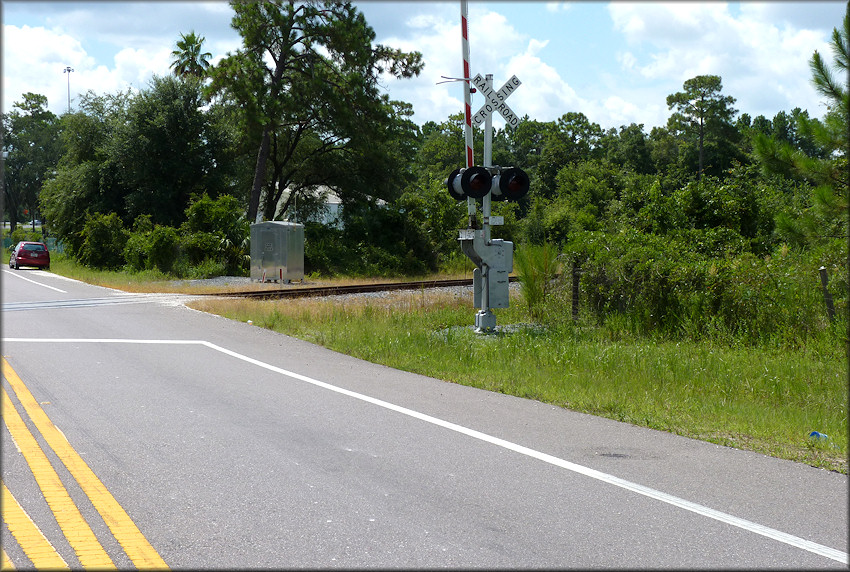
188 289 848 474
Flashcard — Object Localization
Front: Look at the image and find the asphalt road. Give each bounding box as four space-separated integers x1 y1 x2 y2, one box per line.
1 268 847 569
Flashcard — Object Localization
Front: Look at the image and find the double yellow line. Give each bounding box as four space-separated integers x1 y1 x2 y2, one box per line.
1 357 168 569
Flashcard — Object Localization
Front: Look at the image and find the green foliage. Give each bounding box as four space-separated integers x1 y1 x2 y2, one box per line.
753 5 848 250
304 198 436 277
182 193 249 275
170 31 212 78
536 112 604 196
564 230 847 348
4 226 43 247
113 75 231 226
514 243 561 321
398 173 466 262
520 198 548 246
666 75 743 180
78 212 128 270
123 224 149 272
39 80 233 249
207 0 424 222
602 123 655 175
146 226 180 274
122 195 250 277
183 194 241 254
3 93 62 229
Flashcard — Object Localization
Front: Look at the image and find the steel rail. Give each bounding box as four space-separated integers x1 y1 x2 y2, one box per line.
198 277 517 300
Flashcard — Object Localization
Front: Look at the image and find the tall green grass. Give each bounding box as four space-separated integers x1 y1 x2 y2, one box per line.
514 243 561 321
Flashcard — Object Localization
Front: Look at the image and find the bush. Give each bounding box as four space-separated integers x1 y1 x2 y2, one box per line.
563 229 846 348
5 226 43 246
303 222 348 276
183 194 249 276
184 193 245 236
304 212 433 278
78 212 128 270
181 231 221 265
124 231 149 272
148 225 180 274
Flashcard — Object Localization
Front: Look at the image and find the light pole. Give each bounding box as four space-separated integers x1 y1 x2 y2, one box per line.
63 66 74 112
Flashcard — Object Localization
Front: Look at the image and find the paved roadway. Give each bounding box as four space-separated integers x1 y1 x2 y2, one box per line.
1 268 847 569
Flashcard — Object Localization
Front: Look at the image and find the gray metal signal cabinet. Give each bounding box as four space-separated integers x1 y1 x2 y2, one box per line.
459 229 513 309
250 221 304 282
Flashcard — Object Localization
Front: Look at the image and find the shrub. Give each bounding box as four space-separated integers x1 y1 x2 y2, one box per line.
8 226 43 245
563 228 846 348
183 194 249 276
124 231 149 272
147 225 180 274
78 212 128 270
181 231 221 265
184 194 245 236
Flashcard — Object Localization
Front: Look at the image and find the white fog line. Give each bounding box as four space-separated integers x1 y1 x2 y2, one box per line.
2 270 67 293
3 336 847 565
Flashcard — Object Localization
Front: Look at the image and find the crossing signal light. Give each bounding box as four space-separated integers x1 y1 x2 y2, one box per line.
493 167 530 202
446 166 529 202
447 166 491 200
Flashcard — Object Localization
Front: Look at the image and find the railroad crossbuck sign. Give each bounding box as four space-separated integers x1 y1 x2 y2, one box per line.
471 74 522 127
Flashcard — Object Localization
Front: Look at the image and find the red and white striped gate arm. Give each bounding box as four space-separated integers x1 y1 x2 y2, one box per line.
461 0 473 169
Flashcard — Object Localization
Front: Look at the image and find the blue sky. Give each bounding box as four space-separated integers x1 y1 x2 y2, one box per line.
3 1 846 132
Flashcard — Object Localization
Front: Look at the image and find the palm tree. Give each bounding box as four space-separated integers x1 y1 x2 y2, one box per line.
170 31 212 78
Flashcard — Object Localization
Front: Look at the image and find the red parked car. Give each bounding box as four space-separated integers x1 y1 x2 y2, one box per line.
9 241 50 270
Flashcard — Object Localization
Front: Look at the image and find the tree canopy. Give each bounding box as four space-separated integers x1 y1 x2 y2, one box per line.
3 93 61 229
666 75 741 181
207 0 424 222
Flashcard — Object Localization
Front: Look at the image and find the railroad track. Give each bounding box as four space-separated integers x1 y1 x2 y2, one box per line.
200 277 517 300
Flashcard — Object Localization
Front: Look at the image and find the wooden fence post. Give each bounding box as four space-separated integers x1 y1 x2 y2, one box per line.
572 262 580 321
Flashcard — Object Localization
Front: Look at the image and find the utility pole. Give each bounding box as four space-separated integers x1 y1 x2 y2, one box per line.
63 66 74 113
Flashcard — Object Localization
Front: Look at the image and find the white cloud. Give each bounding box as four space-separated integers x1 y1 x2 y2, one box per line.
738 2 845 32
3 2 242 116
371 4 551 126
375 4 591 128
5 0 843 134
617 51 637 71
607 1 841 123
545 2 573 14
370 7 464 125
3 25 89 113
601 96 642 127
113 47 173 90
3 23 178 114
504 41 585 125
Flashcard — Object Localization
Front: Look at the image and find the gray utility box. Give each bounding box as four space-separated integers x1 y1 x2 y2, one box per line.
459 229 513 309
250 221 305 282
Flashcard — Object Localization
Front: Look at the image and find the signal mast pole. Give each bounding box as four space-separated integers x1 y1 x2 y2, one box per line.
448 2 528 334
478 73 496 329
